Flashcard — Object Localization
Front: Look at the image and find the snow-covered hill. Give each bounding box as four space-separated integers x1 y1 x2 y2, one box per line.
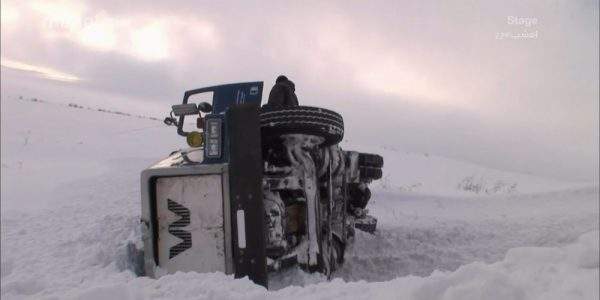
1 95 598 299
353 144 587 197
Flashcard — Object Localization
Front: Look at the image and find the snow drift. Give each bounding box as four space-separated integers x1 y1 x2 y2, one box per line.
1 95 598 299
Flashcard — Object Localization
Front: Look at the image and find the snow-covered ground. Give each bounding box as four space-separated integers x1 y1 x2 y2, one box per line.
1 95 598 299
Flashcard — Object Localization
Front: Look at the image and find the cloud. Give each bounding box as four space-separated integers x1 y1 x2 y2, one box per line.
1 58 81 82
1 0 598 181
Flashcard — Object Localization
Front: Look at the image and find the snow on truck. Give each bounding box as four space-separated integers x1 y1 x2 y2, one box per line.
136 79 383 287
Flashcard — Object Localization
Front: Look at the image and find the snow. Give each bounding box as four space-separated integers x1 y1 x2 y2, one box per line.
356 144 590 197
1 95 598 299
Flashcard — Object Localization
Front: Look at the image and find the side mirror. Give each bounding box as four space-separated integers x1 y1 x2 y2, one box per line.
172 103 199 116
197 102 213 113
164 117 178 126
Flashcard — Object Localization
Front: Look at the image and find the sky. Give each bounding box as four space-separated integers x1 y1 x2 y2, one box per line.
1 0 598 182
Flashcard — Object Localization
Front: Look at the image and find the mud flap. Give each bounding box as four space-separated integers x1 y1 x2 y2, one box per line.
226 103 268 288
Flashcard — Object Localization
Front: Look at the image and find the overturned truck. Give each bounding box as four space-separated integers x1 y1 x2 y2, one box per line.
139 82 383 287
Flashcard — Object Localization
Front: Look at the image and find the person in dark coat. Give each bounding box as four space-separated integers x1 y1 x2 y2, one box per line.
265 75 299 107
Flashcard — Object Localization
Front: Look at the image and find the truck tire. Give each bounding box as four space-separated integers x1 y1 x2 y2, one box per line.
260 106 344 146
348 184 371 209
358 153 384 168
359 167 382 181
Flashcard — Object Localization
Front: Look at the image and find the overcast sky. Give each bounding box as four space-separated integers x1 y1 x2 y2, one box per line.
1 0 598 181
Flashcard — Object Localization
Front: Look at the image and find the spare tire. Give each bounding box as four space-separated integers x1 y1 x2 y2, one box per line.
260 106 344 146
